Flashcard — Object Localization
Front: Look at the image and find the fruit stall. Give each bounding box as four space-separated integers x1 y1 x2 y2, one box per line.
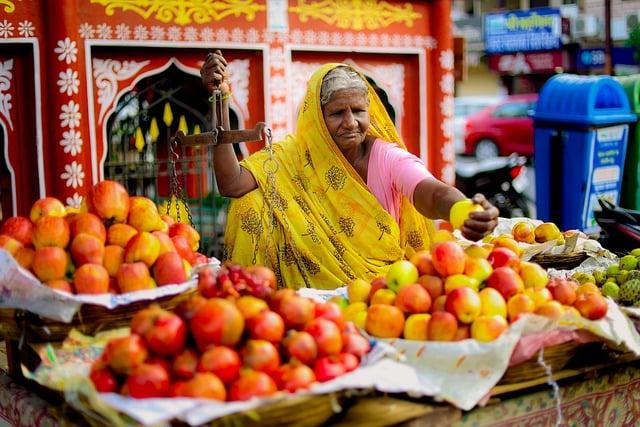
1 178 640 426
3 1 640 426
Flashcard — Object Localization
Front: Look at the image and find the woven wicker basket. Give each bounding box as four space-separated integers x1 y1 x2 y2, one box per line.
530 252 588 271
0 287 196 343
211 393 343 427
498 341 580 385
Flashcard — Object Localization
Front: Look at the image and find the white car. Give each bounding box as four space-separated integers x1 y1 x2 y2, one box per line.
453 96 502 154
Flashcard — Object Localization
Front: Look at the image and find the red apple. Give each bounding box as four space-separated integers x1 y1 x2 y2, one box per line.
0 216 33 246
487 267 524 300
445 287 482 324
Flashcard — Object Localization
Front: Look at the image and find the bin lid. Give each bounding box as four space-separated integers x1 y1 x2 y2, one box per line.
616 75 640 115
533 74 637 126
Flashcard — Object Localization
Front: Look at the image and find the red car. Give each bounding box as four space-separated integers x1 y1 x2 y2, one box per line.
463 94 538 160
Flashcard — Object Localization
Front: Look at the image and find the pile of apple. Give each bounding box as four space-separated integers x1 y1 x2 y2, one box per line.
90 264 371 400
0 180 208 294
339 237 608 343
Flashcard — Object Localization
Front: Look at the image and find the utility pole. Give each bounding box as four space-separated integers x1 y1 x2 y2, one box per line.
604 0 613 75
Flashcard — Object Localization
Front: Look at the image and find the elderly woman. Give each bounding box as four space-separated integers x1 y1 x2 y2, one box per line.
201 51 498 289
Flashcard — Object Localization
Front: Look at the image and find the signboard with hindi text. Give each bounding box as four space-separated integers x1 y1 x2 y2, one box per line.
485 8 562 54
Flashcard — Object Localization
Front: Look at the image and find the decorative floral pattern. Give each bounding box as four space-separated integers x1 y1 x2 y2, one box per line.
17 20 34 37
0 19 14 38
57 68 80 96
227 59 250 122
92 58 150 124
54 37 78 64
96 23 113 39
65 192 84 209
74 22 436 50
60 129 83 156
61 161 84 188
133 24 148 40
78 22 95 39
0 59 14 131
290 0 422 31
91 0 265 25
462 364 640 427
59 100 81 129
439 49 454 71
115 23 131 39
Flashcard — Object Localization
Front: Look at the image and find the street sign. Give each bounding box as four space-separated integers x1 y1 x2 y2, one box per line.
485 8 562 54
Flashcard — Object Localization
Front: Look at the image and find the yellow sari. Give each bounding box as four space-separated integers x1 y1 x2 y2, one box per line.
224 63 435 289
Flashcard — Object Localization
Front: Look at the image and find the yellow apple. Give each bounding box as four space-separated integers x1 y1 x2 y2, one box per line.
450 199 484 230
471 315 509 342
478 287 507 318
403 313 431 340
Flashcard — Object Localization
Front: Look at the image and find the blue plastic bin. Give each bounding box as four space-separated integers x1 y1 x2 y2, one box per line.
533 74 637 233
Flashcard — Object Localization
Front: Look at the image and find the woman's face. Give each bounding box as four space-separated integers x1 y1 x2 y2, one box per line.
322 88 370 151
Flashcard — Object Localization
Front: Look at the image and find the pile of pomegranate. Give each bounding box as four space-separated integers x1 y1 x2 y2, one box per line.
90 264 371 401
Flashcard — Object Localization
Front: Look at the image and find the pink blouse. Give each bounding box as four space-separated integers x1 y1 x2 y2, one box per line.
366 139 433 222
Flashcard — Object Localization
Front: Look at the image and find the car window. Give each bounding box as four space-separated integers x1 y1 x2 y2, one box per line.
492 101 530 118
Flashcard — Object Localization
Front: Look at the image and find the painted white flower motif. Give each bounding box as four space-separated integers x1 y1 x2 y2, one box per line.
60 129 83 156
425 36 437 50
61 161 84 188
439 73 454 95
392 34 403 46
115 23 131 40
402 34 413 46
440 49 454 71
57 68 80 96
356 33 367 46
331 32 342 45
270 46 286 70
167 26 181 41
440 116 454 139
318 31 330 45
368 33 379 46
215 28 229 41
344 32 355 46
151 26 165 40
441 163 455 185
303 30 317 44
288 29 301 43
275 31 289 43
78 23 94 39
440 96 454 117
271 100 288 126
440 140 455 162
54 37 78 64
133 25 148 40
184 27 198 41
18 20 35 37
246 28 260 43
200 28 214 42
0 20 14 38
231 27 244 42
270 75 286 98
96 24 112 39
380 34 391 46
66 193 83 209
60 100 81 129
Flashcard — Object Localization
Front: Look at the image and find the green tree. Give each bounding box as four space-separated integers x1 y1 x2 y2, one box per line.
626 24 640 62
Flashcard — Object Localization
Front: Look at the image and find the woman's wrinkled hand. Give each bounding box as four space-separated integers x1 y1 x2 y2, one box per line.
200 49 230 95
460 193 499 241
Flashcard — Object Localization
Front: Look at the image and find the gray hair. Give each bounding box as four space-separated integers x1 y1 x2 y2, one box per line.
320 66 368 106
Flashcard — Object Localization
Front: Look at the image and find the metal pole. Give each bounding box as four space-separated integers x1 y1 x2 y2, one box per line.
604 0 613 75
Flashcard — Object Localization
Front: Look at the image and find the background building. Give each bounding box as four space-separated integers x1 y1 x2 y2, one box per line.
452 0 640 95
